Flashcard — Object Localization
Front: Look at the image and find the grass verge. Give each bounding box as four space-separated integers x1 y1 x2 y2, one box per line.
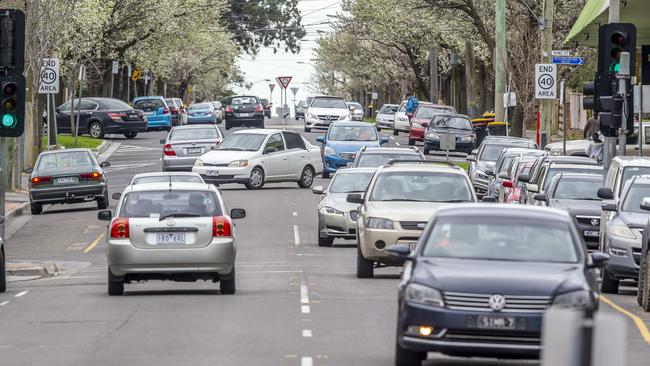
41 134 103 150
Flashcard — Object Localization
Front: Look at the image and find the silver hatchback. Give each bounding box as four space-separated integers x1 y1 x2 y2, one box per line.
98 182 245 295
161 124 224 171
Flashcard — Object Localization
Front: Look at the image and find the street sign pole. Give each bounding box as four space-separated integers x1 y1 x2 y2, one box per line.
74 64 85 146
561 80 567 155
127 65 131 102
111 60 118 98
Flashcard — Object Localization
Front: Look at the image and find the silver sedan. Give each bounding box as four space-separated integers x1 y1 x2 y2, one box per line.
161 124 223 171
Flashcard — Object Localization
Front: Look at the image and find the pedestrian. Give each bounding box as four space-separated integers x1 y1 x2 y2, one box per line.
583 112 599 139
405 90 419 121
586 131 604 163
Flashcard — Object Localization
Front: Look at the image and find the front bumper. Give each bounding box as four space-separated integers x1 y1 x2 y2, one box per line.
604 235 641 280
318 211 357 239
30 183 106 204
323 154 353 173
394 118 410 132
573 218 600 251
305 116 333 129
192 165 252 185
398 301 542 359
424 139 474 154
360 227 422 262
376 119 394 129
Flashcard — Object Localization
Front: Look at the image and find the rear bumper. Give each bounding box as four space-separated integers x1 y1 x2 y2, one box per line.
30 183 106 204
225 115 264 127
192 166 252 185
187 116 216 124
147 117 172 128
323 154 352 173
104 122 148 134
409 127 425 141
163 156 199 171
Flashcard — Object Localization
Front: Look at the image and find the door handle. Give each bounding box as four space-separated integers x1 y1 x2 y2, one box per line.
283 158 288 161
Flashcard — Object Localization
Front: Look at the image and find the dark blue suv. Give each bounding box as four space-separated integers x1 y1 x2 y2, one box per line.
388 205 607 365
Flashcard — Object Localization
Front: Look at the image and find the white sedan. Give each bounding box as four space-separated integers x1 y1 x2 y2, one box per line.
192 129 323 189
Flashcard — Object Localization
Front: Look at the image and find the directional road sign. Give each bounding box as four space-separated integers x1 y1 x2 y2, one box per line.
112 60 119 74
276 76 292 89
552 50 572 57
38 58 59 94
535 64 557 99
552 56 584 65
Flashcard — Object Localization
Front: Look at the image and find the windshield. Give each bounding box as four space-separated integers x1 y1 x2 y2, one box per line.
622 185 650 212
37 151 94 170
422 217 578 263
190 103 211 110
328 125 377 141
217 133 266 151
543 167 603 191
414 106 451 119
102 99 133 110
356 153 421 168
553 179 602 200
370 172 473 202
379 105 398 114
480 145 508 162
621 167 650 197
132 175 203 185
311 98 347 109
119 190 222 218
497 156 516 174
329 172 374 193
431 116 472 130
170 128 220 141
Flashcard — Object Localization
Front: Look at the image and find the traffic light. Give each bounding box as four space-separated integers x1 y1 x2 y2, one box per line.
0 74 25 137
0 9 25 75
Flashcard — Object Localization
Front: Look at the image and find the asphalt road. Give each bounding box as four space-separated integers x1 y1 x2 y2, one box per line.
0 118 648 365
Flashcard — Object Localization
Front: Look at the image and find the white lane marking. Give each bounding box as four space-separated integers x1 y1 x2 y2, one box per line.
390 136 395 140
301 357 313 366
293 225 301 246
395 142 401 146
0 301 9 306
300 277 310 304
302 329 313 337
292 211 298 216
301 305 311 314
14 291 28 298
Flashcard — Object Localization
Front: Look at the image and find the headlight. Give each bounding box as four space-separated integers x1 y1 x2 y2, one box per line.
324 146 336 155
553 290 592 309
609 246 628 257
307 112 316 119
405 283 444 307
426 133 440 140
319 206 344 215
609 224 636 239
228 159 249 167
367 217 394 229
397 116 408 122
461 135 475 142
194 159 203 167
474 170 489 180
550 150 563 156
338 113 350 120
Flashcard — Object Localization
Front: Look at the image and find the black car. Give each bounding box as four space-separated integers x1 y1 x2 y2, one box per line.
224 95 264 130
260 98 272 118
423 114 476 155
295 100 308 120
48 97 147 139
389 205 607 365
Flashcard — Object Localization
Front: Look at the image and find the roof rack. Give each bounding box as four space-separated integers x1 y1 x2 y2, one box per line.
384 159 459 168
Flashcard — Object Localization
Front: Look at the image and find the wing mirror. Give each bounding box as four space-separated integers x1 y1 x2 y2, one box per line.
386 244 414 260
534 193 547 202
55 107 60 113
100 161 111 168
525 183 539 193
346 193 364 204
312 186 325 195
23 167 33 174
111 192 121 200
420 122 428 128
381 136 389 145
316 136 325 143
588 252 610 268
466 155 476 162
597 187 614 200
97 210 112 221
230 208 246 219
518 173 530 183
640 197 650 211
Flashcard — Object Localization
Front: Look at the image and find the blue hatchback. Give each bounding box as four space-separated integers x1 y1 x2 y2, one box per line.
132 96 172 131
389 205 607 365
316 121 388 178
187 102 218 124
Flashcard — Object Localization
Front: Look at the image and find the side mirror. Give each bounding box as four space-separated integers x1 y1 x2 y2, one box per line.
640 197 650 211
471 149 478 155
100 161 111 168
485 167 494 176
230 208 246 219
482 196 497 203
597 187 614 200
466 155 476 162
525 183 539 193
312 186 325 195
502 180 513 188
588 252 610 268
346 193 364 204
381 136 389 145
97 210 112 221
55 107 60 113
498 172 509 180
316 136 325 143
601 202 617 211
518 173 530 183
23 167 33 174
386 244 414 259
111 192 121 200
160 139 166 144
534 193 547 202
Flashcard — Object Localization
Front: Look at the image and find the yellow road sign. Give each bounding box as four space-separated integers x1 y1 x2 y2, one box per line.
131 68 141 81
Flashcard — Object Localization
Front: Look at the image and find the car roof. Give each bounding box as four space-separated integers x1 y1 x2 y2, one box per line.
330 121 373 127
172 124 218 130
378 161 466 174
416 102 454 109
543 156 598 164
333 167 377 175
122 182 217 194
312 95 344 99
40 148 93 155
484 136 535 144
359 147 419 154
380 103 399 107
232 128 285 135
434 204 571 222
548 162 603 169
555 173 603 180
132 172 202 178
133 96 164 100
613 156 650 166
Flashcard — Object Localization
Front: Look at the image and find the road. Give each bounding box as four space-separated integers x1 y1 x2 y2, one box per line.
0 119 648 366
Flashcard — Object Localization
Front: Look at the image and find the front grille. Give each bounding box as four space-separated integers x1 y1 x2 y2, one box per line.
444 330 541 345
400 221 427 230
203 163 229 167
350 211 358 222
443 291 551 314
575 215 600 227
349 228 356 235
632 247 642 266
318 115 339 121
339 152 356 160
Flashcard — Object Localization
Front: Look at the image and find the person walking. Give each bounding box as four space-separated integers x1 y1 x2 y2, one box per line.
405 91 419 121
583 112 599 139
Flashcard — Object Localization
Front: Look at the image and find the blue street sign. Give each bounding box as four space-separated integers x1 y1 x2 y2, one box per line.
552 56 584 65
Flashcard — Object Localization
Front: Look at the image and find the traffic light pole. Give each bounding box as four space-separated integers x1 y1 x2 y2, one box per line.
0 137 5 242
603 0 621 171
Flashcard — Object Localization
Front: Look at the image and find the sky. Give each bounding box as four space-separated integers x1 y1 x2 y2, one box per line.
235 1 342 107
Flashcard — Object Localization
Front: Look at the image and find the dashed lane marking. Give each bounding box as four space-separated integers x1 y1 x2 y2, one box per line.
293 225 301 247
83 234 105 253
302 329 312 337
301 357 313 366
395 142 401 146
0 301 9 306
14 291 28 298
300 277 309 304
601 295 650 345
293 211 298 216
301 305 311 314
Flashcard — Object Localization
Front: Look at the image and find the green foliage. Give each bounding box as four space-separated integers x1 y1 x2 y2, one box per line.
42 134 104 150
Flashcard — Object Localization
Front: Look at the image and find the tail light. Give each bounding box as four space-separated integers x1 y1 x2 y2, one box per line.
31 176 52 185
163 143 176 156
162 107 170 115
212 216 232 237
80 172 103 180
170 107 178 114
225 105 234 113
110 218 130 238
107 112 126 121
255 104 263 113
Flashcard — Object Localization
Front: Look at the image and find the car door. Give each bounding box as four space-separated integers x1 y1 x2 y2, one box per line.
77 100 98 134
55 101 72 132
282 131 309 179
261 133 289 180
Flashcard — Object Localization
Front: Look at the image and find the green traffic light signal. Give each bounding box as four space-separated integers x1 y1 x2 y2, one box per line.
2 113 16 127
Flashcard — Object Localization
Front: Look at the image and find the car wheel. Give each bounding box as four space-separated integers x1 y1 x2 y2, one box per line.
0 249 6 293
638 256 647 306
124 132 137 139
304 126 311 133
600 267 620 294
318 229 334 247
642 259 650 311
89 121 104 139
245 167 265 190
258 121 264 129
356 245 374 278
97 193 109 210
30 202 42 215
107 269 124 296
408 138 415 146
322 171 330 179
393 129 399 136
225 122 231 130
423 148 430 155
395 339 425 366
297 166 315 188
220 268 236 295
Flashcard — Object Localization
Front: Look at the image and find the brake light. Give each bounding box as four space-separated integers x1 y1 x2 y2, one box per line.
31 176 52 185
163 143 176 156
107 112 126 121
110 218 130 238
80 172 103 180
170 107 178 114
255 104 263 113
226 105 234 113
162 107 170 115
212 216 232 237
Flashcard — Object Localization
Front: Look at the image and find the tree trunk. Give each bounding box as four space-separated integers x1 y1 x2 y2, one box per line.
464 41 480 119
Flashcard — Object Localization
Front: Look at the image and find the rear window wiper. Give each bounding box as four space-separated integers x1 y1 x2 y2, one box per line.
159 213 201 221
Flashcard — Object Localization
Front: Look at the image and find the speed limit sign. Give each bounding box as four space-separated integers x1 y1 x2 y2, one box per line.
535 63 556 99
38 58 60 94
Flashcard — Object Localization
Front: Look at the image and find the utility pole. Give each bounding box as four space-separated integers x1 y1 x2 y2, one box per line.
494 0 506 123
539 0 554 147
603 0 621 169
429 48 438 103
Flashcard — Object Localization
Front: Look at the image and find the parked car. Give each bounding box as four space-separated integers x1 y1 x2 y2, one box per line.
544 139 590 156
208 101 223 123
375 104 399 130
351 147 424 168
304 96 350 132
0 215 5 292
48 97 147 139
224 95 265 130
161 124 224 171
423 114 476 155
502 158 535 204
132 96 172 131
260 98 272 118
192 129 323 189
537 173 604 250
391 205 606 364
295 100 309 120
348 161 477 278
346 102 364 121
393 101 409 136
485 148 544 199
408 103 456 146
187 102 219 125
98 182 246 295
165 98 186 126
313 168 376 247
317 121 389 178
27 148 110 214
129 172 204 186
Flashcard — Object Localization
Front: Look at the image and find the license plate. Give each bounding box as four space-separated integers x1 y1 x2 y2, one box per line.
186 147 202 154
145 111 154 116
584 230 600 237
408 242 418 251
156 233 186 245
239 113 250 117
206 170 219 176
57 176 77 184
477 316 516 330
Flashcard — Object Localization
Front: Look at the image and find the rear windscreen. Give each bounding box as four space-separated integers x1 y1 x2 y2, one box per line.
134 99 164 111
170 128 220 140
119 190 222 218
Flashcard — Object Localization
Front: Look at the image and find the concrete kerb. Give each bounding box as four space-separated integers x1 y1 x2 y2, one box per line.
6 261 59 280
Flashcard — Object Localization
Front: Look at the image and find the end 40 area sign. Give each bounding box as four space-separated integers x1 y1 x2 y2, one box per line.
535 64 557 99
38 58 60 94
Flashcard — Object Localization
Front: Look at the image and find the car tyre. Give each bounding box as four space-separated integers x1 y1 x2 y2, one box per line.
124 132 137 139
408 138 415 146
297 166 315 188
638 256 646 306
423 148 430 155
0 249 6 293
318 229 334 247
322 171 330 179
225 122 231 130
395 340 425 366
30 202 42 215
97 193 109 210
220 268 236 295
356 245 374 278
245 167 265 190
89 121 105 139
393 129 399 136
304 126 311 133
107 269 124 296
600 267 619 294
258 121 264 129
